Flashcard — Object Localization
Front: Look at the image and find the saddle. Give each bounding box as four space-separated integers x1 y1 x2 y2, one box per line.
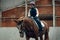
30 17 45 31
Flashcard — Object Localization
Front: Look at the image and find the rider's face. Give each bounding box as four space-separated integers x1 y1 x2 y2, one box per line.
30 4 35 8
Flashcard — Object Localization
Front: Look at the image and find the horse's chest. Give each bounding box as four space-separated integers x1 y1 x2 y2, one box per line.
25 30 36 37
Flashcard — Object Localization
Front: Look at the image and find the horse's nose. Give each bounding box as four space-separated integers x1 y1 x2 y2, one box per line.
19 31 24 38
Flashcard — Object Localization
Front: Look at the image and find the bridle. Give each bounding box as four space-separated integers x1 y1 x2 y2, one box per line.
16 20 24 37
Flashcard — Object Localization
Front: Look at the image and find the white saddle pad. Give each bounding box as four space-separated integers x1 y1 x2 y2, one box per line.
41 21 45 27
31 17 45 28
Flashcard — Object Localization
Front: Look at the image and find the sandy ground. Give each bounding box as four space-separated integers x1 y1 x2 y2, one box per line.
0 27 60 40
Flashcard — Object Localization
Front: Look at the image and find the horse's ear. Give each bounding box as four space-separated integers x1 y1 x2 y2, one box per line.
14 20 18 23
19 20 23 24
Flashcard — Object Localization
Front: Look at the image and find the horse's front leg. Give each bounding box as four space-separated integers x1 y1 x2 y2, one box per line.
35 33 38 40
35 37 38 40
26 36 30 40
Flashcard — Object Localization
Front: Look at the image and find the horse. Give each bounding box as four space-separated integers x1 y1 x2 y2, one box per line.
14 17 49 40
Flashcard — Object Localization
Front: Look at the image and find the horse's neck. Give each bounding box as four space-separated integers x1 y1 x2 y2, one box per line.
24 19 32 30
24 18 38 31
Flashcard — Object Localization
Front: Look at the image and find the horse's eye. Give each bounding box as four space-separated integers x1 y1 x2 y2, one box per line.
21 20 23 22
17 20 23 25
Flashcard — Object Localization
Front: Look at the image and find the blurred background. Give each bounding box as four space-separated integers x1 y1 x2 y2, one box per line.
0 0 60 40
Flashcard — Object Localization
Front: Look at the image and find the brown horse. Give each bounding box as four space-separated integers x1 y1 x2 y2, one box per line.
14 17 49 40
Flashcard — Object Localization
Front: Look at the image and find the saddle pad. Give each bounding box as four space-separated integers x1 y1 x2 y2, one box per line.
30 17 45 29
30 17 39 28
41 21 45 27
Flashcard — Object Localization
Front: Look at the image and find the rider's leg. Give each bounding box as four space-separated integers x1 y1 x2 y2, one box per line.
33 17 43 31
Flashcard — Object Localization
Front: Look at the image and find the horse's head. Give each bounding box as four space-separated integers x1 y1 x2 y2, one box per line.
14 17 24 37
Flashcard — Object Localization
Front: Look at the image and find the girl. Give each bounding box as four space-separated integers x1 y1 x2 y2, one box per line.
28 1 43 31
